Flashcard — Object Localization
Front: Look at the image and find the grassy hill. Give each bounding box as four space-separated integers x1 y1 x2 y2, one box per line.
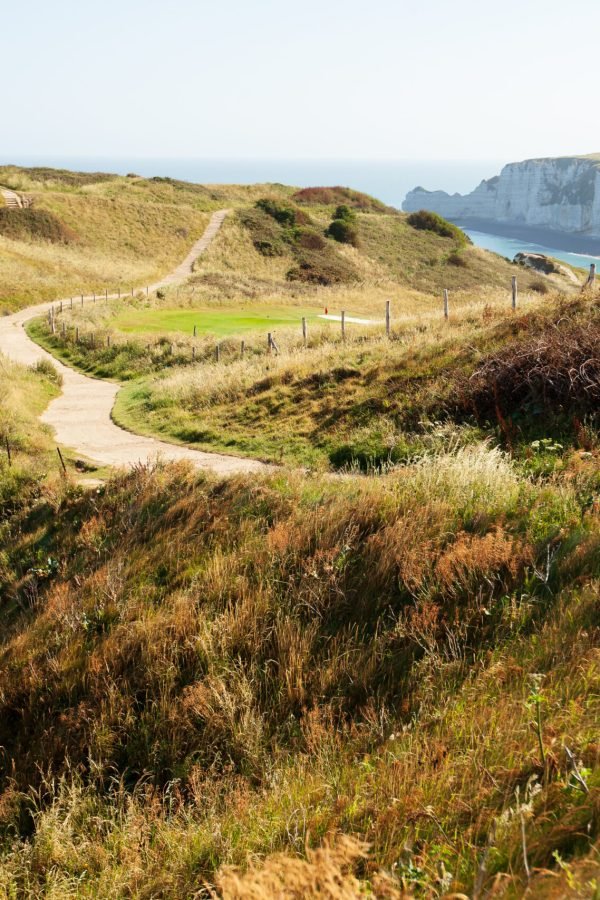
1 165 578 316
20 166 582 469
1 166 598 896
0 340 598 896
0 166 294 313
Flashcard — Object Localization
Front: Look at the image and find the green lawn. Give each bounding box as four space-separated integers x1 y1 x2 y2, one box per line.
112 305 323 338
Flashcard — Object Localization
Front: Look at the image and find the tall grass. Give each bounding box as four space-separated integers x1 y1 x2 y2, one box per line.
0 449 597 896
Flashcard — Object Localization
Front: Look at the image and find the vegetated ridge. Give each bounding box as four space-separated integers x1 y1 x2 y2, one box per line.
0 166 598 897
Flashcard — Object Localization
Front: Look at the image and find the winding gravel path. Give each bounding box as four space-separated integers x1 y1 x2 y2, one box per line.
0 210 269 475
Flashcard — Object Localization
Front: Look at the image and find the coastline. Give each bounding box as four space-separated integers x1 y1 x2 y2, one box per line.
451 217 600 257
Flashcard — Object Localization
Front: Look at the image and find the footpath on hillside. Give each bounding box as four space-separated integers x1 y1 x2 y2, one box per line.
0 209 269 476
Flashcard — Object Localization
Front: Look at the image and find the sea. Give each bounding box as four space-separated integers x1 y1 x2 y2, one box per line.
5 155 600 270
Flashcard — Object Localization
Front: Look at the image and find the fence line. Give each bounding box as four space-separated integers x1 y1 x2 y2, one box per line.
42 271 595 369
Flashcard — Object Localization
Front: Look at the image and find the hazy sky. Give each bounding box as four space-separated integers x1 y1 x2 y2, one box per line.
2 0 599 162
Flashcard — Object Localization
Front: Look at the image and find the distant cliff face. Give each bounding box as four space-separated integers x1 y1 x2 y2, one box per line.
403 155 600 235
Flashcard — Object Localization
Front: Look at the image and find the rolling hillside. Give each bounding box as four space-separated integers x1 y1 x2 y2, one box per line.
0 166 598 897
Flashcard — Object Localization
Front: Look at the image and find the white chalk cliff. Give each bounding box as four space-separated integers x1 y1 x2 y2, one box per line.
403 155 600 236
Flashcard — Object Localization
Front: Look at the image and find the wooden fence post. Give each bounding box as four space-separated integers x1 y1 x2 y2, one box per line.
131 287 134 297
193 325 197 337
215 344 220 362
70 297 73 310
81 294 84 307
59 300 63 313
385 300 391 337
105 289 108 302
61 321 66 338
192 346 196 361
107 335 111 348
118 288 121 299
57 447 67 476
341 310 346 341
443 289 449 320
512 276 518 310
75 327 79 343
241 339 245 358
302 316 307 347
93 292 96 303
5 435 11 467
588 263 596 287
267 332 272 354
146 286 149 297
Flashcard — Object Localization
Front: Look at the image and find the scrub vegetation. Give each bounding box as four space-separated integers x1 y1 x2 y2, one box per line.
0 348 599 896
1 166 598 897
0 166 293 313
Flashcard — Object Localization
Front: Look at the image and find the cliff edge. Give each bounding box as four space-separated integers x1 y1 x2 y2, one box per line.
403 154 600 236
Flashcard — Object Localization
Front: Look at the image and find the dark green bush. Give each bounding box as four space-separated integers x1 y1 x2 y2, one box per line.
326 218 360 247
255 198 311 228
239 208 289 256
256 198 297 227
334 205 356 222
407 209 469 245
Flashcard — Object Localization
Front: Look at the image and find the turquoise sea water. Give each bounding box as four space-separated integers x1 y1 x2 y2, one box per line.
461 228 600 272
4 155 600 269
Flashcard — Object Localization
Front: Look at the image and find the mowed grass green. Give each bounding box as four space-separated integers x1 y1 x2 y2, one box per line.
112 304 329 337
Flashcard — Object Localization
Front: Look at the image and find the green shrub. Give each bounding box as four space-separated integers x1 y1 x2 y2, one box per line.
31 358 63 386
333 205 356 222
255 198 310 228
326 218 360 247
407 209 469 245
241 199 359 278
239 208 289 257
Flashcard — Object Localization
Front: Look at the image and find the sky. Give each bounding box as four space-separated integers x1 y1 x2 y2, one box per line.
2 0 600 162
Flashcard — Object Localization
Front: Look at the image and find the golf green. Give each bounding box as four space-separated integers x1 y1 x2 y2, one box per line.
112 306 323 338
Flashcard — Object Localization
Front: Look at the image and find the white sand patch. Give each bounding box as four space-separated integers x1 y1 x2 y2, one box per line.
318 314 382 325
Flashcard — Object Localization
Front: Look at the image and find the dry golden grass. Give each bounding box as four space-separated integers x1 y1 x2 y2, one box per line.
0 195 211 311
216 835 406 899
100 288 550 466
0 448 597 896
0 167 296 313
1 166 598 898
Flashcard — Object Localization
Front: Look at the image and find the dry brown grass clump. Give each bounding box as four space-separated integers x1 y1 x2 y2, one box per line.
462 318 600 420
216 835 406 899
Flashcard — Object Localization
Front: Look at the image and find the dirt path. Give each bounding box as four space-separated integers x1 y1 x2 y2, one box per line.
0 210 269 475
